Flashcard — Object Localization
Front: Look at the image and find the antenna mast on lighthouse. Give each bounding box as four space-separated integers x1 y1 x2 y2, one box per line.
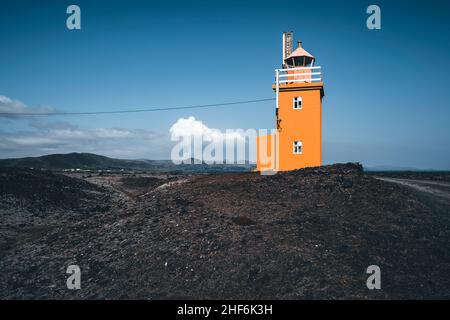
282 31 293 68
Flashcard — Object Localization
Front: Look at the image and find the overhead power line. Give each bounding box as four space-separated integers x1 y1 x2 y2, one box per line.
0 98 275 117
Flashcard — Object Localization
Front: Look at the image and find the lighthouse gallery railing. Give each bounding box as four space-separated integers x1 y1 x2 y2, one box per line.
274 66 322 110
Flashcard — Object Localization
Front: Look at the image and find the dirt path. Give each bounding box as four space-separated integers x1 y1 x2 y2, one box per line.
375 177 450 202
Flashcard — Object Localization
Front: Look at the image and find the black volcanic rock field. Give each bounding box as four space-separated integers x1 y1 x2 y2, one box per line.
0 163 449 299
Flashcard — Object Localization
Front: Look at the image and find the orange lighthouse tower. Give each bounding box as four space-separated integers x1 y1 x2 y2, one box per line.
257 32 324 172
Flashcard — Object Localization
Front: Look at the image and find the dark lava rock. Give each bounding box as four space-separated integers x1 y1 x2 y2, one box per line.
231 216 255 226
1 163 450 299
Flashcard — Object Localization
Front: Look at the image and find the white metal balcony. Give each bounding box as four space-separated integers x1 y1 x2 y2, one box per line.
274 66 322 110
275 66 322 85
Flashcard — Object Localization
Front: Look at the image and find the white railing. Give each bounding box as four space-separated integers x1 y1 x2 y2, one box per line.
275 66 322 110
275 66 322 84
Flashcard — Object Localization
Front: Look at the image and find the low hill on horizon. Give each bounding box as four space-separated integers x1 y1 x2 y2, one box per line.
0 152 152 170
0 152 254 173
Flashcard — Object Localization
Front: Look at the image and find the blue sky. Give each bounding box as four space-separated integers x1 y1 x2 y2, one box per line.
0 0 449 169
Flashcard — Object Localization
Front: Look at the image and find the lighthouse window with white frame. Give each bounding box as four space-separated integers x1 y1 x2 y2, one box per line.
293 141 302 154
293 96 302 109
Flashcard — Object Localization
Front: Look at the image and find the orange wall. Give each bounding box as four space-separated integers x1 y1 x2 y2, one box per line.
256 133 275 172
278 83 323 171
256 82 324 172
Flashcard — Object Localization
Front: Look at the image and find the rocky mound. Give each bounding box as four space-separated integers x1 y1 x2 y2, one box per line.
0 163 449 299
0 167 113 258
0 167 108 213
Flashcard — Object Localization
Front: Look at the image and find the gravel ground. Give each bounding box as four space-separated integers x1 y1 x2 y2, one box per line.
1 163 449 299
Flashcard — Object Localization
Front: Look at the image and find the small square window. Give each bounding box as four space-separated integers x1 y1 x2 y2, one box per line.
293 141 302 154
293 96 302 110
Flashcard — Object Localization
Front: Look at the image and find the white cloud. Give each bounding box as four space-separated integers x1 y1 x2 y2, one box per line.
6 136 59 147
169 116 253 164
94 128 137 139
0 95 55 117
169 116 245 143
0 126 170 159
0 97 249 161
0 95 172 159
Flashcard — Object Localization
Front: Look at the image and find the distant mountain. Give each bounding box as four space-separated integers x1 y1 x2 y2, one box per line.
0 153 254 173
0 153 149 170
